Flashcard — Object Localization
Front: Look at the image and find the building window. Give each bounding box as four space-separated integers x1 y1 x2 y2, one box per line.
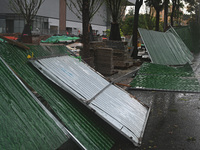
32 16 49 34
0 19 6 33
14 20 24 33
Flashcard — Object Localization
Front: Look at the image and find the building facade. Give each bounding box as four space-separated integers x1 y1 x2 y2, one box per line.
0 0 110 36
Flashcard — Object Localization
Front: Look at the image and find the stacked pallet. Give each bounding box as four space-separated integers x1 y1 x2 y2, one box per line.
112 49 131 68
95 48 114 76
105 41 133 69
90 41 106 48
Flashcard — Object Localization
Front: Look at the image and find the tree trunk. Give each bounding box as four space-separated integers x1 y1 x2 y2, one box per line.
155 9 160 31
171 0 176 27
22 24 32 36
89 24 94 41
164 0 169 31
82 0 90 59
109 22 121 41
176 0 180 25
131 0 143 58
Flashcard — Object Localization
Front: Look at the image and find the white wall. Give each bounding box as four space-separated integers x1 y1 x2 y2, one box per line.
37 0 59 19
0 0 108 35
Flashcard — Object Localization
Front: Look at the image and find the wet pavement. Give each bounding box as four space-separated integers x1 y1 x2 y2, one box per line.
129 91 200 150
109 53 200 150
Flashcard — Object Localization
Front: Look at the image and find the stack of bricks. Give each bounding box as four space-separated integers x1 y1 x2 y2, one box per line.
90 42 114 75
94 48 113 75
90 41 106 49
88 41 133 75
105 41 132 69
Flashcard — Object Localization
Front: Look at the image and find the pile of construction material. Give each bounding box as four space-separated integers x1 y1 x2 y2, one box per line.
105 41 133 69
90 42 114 75
94 48 113 75
89 41 133 76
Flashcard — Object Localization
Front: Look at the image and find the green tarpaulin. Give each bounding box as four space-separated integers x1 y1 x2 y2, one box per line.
41 36 80 43
138 28 194 65
0 38 5 42
0 43 115 150
130 62 200 92
0 57 68 150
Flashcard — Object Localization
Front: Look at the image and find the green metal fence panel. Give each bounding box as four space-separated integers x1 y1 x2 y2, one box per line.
0 57 68 150
0 43 115 150
174 26 194 52
131 62 200 92
138 28 193 65
174 24 200 54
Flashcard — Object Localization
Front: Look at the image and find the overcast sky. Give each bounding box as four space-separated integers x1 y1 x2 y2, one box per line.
126 4 149 15
126 2 190 15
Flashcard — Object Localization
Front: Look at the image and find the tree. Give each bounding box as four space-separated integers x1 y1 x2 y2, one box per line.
146 0 164 31
171 0 177 26
67 0 104 21
82 0 90 59
164 0 169 30
132 0 143 58
105 0 128 41
121 15 134 35
121 14 157 35
144 8 158 30
185 0 200 23
67 0 104 59
175 0 184 25
170 0 184 26
9 0 44 36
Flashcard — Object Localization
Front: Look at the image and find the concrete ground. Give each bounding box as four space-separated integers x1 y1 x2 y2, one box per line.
109 53 200 150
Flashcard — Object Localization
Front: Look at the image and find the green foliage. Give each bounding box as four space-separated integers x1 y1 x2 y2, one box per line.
120 29 124 37
121 15 134 35
185 0 200 24
106 29 110 37
186 0 200 14
145 0 164 10
106 28 124 37
121 14 164 35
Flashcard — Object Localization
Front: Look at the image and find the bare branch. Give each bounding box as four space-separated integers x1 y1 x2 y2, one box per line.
67 0 104 22
9 0 45 24
105 0 128 23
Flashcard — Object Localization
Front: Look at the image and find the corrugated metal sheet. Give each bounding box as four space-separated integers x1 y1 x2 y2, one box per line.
174 26 194 53
130 62 200 92
138 28 194 65
0 57 69 149
30 55 150 146
174 25 200 54
0 43 115 150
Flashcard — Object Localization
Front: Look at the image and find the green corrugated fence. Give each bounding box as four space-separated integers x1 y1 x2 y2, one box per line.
138 28 193 65
174 23 200 53
0 43 115 150
131 62 200 93
0 57 68 150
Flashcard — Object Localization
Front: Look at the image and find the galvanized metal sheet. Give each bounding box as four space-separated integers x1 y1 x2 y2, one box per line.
138 28 193 65
30 55 150 146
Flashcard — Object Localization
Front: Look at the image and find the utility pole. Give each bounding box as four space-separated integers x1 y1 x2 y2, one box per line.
59 0 66 34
